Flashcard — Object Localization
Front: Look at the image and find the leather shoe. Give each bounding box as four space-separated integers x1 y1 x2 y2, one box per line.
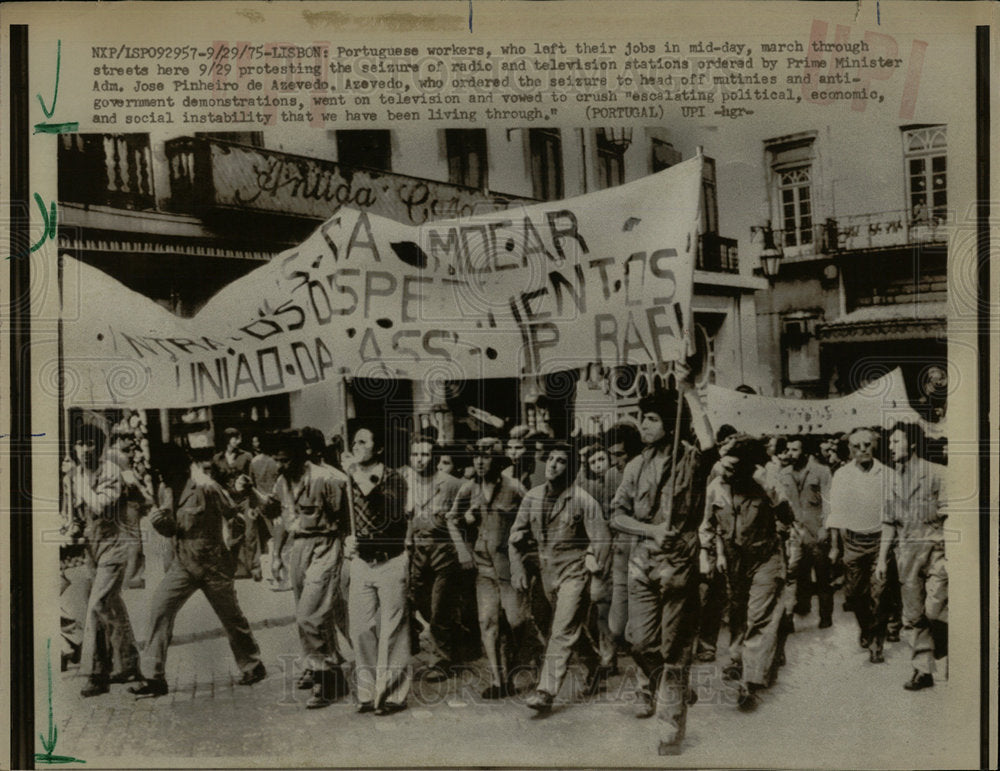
859 634 872 650
737 683 761 712
633 690 655 719
722 663 742 682
306 670 346 708
480 684 508 700
526 689 554 712
869 649 885 664
375 702 407 716
296 669 314 690
658 741 683 756
357 701 375 714
886 630 900 643
237 663 267 686
903 670 934 691
129 678 168 697
80 678 109 698
818 617 833 629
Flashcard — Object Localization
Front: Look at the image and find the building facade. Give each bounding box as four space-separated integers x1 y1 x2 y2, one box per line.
751 123 949 425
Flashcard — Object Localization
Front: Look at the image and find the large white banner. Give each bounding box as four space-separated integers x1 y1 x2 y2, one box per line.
63 157 704 408
705 368 931 436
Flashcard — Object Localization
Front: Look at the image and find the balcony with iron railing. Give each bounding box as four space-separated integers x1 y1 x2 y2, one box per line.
59 133 157 210
775 210 950 261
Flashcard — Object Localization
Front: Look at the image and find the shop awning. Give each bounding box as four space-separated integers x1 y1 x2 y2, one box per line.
816 302 946 343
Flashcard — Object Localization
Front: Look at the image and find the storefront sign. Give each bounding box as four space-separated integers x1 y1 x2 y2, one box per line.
64 157 704 408
209 141 521 225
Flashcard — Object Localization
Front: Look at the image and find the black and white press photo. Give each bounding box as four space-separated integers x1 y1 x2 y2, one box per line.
3 1 992 768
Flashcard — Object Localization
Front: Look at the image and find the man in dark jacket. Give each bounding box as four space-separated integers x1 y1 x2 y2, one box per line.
130 448 265 697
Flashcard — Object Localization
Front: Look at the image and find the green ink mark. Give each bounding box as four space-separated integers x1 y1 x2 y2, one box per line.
5 194 57 260
37 39 63 118
30 193 57 252
34 122 79 135
35 639 86 764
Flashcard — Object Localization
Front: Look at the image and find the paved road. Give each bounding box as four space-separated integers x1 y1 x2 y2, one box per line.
53 578 965 769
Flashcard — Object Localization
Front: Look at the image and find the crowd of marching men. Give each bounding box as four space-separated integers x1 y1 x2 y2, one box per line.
60 368 948 755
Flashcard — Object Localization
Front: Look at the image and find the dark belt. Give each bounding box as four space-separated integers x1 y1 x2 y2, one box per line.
357 545 405 565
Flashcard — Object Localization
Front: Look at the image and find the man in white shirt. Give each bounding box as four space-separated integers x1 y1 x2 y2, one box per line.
828 428 891 663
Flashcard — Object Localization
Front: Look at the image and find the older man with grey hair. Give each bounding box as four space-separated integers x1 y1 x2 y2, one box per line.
827 427 891 663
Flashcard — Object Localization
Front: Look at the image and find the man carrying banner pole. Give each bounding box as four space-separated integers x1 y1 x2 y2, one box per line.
609 361 714 756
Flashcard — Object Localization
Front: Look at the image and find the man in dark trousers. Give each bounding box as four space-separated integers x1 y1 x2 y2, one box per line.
446 437 528 699
130 448 265 697
610 371 713 756
828 428 892 663
776 436 833 627
700 436 792 712
404 433 463 680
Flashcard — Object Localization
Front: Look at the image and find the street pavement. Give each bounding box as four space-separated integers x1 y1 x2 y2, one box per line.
53 575 963 769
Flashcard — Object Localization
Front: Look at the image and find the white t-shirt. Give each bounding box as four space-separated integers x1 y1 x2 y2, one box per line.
826 459 888 534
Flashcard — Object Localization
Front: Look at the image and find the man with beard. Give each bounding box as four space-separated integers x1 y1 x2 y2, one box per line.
610 374 713 756
404 434 463 680
510 440 611 712
777 436 833 628
828 428 892 663
446 436 527 699
877 421 948 690
129 448 265 697
265 429 351 708
700 436 792 712
76 424 146 696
